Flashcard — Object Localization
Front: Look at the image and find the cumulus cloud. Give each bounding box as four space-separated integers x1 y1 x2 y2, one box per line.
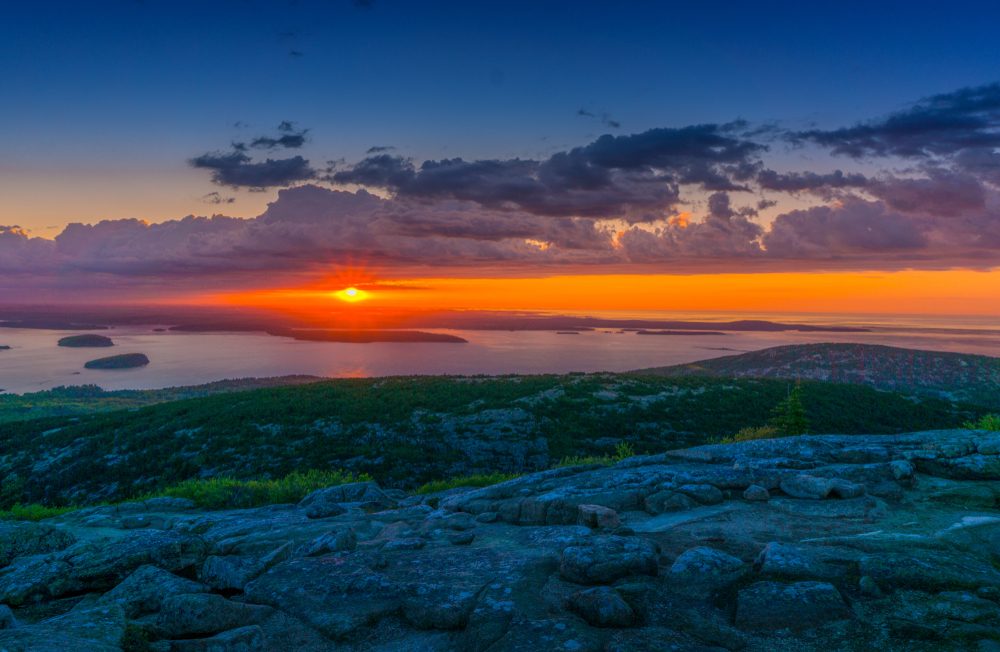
331 124 764 219
763 198 927 257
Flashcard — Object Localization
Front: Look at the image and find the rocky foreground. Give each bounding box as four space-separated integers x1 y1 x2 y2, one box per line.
4 430 1000 651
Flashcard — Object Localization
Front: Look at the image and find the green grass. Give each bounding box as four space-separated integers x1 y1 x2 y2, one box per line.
964 414 1000 431
143 469 370 510
0 469 369 520
414 472 522 495
0 503 78 521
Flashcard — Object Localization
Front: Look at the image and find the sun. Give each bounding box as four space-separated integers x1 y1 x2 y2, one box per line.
334 286 369 303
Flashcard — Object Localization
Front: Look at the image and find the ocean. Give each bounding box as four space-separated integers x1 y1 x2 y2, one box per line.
1 312 998 394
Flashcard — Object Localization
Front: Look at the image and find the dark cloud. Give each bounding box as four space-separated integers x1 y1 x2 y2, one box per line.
289 50 304 58
577 108 621 129
246 122 308 149
190 152 315 189
192 122 314 188
794 82 1000 158
332 124 765 218
366 145 395 153
757 169 868 194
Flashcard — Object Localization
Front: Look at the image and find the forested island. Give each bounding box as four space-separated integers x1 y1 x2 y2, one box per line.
58 334 114 347
84 353 150 369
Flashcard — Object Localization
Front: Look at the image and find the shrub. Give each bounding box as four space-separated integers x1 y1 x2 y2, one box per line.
414 472 521 495
964 414 1000 431
558 440 636 467
148 469 369 510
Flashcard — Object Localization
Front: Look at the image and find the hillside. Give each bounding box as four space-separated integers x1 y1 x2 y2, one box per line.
636 343 1000 408
0 374 980 508
4 429 1000 650
0 376 326 424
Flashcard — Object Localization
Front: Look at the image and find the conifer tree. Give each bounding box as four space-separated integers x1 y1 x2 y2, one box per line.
769 383 809 435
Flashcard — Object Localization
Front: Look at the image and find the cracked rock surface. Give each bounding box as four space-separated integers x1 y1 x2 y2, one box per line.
3 429 1000 650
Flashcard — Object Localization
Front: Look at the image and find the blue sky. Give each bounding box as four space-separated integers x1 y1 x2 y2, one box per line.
3 0 1000 300
4 1 999 174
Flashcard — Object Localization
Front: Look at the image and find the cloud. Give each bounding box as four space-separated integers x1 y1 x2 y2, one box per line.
577 108 622 129
757 169 868 194
366 145 395 154
332 124 765 218
190 152 315 189
867 169 986 216
201 192 236 205
763 198 927 257
794 82 1000 158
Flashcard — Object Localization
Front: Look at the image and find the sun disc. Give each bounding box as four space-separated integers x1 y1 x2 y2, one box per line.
334 286 369 302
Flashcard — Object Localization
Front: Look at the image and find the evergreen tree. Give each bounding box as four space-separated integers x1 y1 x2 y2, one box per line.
769 383 809 435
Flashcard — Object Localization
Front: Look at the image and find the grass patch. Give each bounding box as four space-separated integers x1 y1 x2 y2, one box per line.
145 469 370 510
557 441 635 467
965 414 1000 431
414 472 521 495
0 503 78 521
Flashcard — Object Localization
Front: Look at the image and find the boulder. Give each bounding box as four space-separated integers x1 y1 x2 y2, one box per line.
298 481 393 519
780 474 864 499
669 546 746 594
568 586 636 627
742 484 769 501
559 535 659 584
156 593 272 638
577 504 621 530
99 564 209 618
735 581 851 631
0 522 76 567
162 625 265 651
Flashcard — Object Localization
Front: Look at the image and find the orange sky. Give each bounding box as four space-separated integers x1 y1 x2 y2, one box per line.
210 268 1000 318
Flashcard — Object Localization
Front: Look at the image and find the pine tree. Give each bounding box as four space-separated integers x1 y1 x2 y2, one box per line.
769 383 809 435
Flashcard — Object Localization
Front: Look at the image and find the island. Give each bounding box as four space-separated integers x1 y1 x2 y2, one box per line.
58 334 114 347
0 345 9 350
84 353 150 369
635 329 726 336
268 329 467 343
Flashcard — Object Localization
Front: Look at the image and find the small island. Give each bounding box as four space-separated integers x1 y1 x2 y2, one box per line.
635 329 727 336
84 353 150 369
58 334 114 347
0 345 10 350
269 329 467 343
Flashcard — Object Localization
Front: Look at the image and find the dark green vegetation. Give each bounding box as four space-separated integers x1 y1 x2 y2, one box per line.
0 373 981 509
769 383 810 435
57 333 114 347
637 342 1000 408
0 377 322 424
83 353 150 369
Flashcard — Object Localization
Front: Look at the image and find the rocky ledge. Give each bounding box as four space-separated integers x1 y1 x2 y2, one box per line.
3 429 1000 651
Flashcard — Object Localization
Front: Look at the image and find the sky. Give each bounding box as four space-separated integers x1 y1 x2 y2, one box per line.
3 0 1000 315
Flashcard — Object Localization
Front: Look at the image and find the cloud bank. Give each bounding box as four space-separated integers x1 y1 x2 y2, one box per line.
4 82 1000 295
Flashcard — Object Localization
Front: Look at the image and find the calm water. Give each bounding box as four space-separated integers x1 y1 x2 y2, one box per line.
1 313 998 394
